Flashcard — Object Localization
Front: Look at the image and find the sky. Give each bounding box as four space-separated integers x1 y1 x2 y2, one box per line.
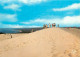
0 0 80 28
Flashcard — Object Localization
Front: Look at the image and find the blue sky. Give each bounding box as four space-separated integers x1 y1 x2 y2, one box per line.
0 0 80 28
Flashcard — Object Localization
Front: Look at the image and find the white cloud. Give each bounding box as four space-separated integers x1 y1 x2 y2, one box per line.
0 0 46 4
0 0 47 11
62 16 80 25
21 19 50 24
19 0 46 4
0 15 80 28
7 24 24 28
21 15 80 26
7 25 40 28
0 13 17 22
0 23 24 28
4 4 21 11
21 18 61 24
53 3 80 11
0 23 40 28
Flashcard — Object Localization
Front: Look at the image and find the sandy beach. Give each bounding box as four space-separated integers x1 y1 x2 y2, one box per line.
0 28 80 57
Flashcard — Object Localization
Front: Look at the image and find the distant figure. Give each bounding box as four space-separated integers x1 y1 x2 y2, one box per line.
52 23 53 27
46 24 48 28
52 23 56 27
49 23 51 28
57 24 59 27
31 29 34 32
19 30 22 32
43 24 45 29
54 23 56 27
10 34 12 38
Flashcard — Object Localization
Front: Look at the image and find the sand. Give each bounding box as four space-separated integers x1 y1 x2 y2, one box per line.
0 33 27 41
61 28 80 38
0 28 80 57
0 34 11 41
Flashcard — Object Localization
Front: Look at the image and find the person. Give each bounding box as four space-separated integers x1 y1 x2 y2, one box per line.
52 23 56 27
43 24 45 29
49 23 51 28
46 24 48 28
31 29 34 32
57 24 59 27
10 34 12 38
52 23 54 27
54 23 56 27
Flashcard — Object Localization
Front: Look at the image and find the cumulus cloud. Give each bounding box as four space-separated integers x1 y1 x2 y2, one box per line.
21 15 80 27
7 24 24 28
0 23 24 28
62 16 80 25
0 23 40 28
0 0 46 4
0 0 47 11
53 3 80 11
19 0 46 4
0 13 17 22
7 25 40 28
4 4 21 11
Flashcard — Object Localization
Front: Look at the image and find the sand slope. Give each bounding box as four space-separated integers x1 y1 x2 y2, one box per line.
0 28 80 57
61 28 80 38
0 34 27 41
0 34 11 41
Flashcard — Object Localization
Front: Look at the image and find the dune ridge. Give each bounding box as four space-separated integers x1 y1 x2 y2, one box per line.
0 28 80 57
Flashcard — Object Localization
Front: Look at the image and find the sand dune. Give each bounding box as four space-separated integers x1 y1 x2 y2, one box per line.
0 34 11 41
61 28 80 38
0 28 80 57
0 34 27 41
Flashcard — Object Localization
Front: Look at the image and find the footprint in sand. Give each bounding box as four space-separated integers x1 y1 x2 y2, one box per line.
51 38 56 54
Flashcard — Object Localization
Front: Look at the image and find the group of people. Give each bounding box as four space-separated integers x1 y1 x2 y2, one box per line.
43 23 59 28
